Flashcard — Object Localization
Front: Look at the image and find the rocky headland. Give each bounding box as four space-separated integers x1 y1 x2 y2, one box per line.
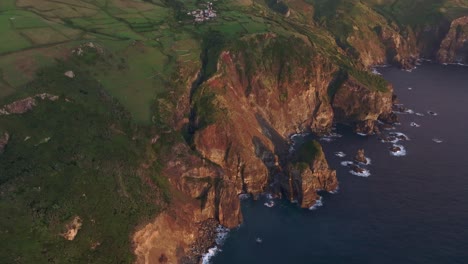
132 9 468 262
1 0 467 263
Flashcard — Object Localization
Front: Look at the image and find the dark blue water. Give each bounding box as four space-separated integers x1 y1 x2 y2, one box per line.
212 64 468 264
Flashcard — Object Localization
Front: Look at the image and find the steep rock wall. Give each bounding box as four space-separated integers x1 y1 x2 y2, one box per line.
134 34 396 264
437 16 468 64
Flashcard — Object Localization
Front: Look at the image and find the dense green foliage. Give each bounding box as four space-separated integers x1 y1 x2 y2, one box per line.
0 64 168 263
294 140 322 164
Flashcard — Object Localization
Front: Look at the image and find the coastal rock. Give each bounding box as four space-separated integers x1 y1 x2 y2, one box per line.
350 164 366 174
354 149 367 164
332 76 394 135
379 110 399 124
286 144 338 209
389 145 402 153
355 119 379 135
437 16 468 64
136 34 394 262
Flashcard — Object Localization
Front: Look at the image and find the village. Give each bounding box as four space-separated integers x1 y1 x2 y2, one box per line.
187 2 217 22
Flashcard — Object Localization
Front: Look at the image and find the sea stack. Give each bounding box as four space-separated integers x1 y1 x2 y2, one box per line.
354 149 368 164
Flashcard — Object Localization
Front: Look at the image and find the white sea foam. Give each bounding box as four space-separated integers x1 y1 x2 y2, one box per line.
201 247 219 264
381 136 400 144
341 161 353 167
201 226 230 264
264 201 275 208
427 110 438 116
320 137 334 142
256 237 263 243
357 132 368 136
389 132 410 141
215 226 230 245
239 193 250 200
349 168 371 177
410 122 421 127
329 186 339 194
404 109 415 114
432 138 443 143
404 66 417 72
389 144 406 157
335 151 346 158
308 196 323 210
329 132 343 138
415 112 425 116
408 87 413 90
364 157 372 165
371 68 382 75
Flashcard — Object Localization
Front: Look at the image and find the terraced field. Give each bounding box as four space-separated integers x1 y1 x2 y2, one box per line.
0 0 294 122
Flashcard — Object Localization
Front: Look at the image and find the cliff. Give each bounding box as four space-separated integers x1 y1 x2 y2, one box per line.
138 4 468 263
2 0 468 263
133 34 395 263
437 16 468 64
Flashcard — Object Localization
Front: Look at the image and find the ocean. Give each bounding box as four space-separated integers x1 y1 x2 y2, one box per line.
211 64 468 264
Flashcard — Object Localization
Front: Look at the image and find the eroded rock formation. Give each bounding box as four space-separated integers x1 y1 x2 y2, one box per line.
133 34 395 264
437 16 468 64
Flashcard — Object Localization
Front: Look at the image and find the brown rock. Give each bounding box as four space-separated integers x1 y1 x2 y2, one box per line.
3 97 36 114
61 216 82 241
437 16 468 64
354 149 367 164
332 76 393 135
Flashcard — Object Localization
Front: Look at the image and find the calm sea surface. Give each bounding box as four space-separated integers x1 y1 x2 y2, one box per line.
212 64 468 264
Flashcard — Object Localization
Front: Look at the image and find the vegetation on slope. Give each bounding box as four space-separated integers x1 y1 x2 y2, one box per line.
2 0 463 262
0 63 169 263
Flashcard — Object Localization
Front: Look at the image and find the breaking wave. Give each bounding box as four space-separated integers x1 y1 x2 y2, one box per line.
349 168 371 177
389 144 407 157
201 226 230 264
308 196 323 210
335 151 346 158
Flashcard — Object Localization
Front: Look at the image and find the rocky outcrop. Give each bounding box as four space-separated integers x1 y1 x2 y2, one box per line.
377 26 419 69
133 141 223 264
437 16 468 64
332 76 393 135
61 216 82 241
134 34 397 263
354 149 367 164
284 141 337 208
0 93 59 116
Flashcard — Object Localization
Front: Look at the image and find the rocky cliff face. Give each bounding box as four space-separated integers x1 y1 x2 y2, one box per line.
437 16 468 64
332 76 394 134
192 34 340 227
133 34 397 264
